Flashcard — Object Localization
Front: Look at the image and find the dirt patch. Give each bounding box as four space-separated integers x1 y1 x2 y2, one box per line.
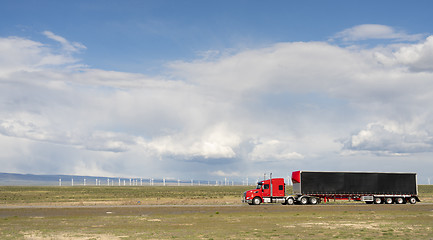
1 197 241 208
23 231 122 240
1 203 432 217
293 222 379 230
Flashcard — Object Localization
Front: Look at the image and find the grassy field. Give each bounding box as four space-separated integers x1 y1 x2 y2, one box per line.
1 185 432 205
418 185 433 202
1 204 432 239
0 186 252 206
0 185 432 239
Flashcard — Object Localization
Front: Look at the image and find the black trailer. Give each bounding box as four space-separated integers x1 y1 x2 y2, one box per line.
290 171 420 204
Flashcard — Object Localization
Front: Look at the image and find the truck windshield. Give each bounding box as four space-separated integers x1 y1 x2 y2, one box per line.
256 183 262 189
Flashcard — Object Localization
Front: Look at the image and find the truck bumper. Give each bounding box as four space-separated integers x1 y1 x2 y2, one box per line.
242 198 252 204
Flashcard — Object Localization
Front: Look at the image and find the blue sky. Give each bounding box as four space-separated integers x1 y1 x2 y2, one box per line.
3 1 432 73
1 1 433 183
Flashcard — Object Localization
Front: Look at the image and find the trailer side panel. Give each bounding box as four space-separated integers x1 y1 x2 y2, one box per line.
300 172 417 195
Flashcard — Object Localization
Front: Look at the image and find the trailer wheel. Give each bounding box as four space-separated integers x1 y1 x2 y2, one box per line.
252 197 262 205
286 198 294 205
409 197 417 204
385 197 393 204
309 197 318 205
374 197 382 204
300 197 308 205
395 197 404 204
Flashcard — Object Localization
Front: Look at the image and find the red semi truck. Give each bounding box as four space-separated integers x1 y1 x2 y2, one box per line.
242 171 420 205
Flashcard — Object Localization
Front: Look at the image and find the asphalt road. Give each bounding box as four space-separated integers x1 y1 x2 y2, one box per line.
0 202 432 209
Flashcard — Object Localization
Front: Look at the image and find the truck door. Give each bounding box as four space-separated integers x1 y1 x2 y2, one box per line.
262 183 271 197
276 184 285 196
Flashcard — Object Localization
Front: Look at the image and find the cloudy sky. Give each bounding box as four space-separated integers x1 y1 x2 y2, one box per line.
1 1 433 183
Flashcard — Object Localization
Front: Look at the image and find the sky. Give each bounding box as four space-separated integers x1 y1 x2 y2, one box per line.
1 0 433 183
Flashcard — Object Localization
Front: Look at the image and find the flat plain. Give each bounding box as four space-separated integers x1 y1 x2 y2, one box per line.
1 185 432 239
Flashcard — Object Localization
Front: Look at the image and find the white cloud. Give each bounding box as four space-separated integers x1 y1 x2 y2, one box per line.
393 36 433 71
146 123 240 159
43 31 86 53
248 139 304 162
0 34 84 79
371 36 433 72
332 24 423 42
168 41 363 95
0 118 142 153
1 29 433 181
343 120 433 155
211 170 241 177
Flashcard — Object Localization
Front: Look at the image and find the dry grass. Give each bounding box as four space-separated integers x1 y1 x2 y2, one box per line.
0 186 251 206
1 185 432 239
1 204 432 239
1 185 431 206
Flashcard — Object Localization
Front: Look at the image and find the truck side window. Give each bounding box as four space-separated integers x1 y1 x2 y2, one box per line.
263 184 269 190
279 185 284 191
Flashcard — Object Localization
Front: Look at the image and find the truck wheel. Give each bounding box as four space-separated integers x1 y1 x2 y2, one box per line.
374 197 382 204
385 197 393 204
396 197 404 204
286 198 294 205
309 198 318 205
409 197 417 204
300 197 308 205
252 197 262 205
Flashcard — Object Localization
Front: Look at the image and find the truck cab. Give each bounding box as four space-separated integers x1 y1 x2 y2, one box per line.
243 178 286 205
